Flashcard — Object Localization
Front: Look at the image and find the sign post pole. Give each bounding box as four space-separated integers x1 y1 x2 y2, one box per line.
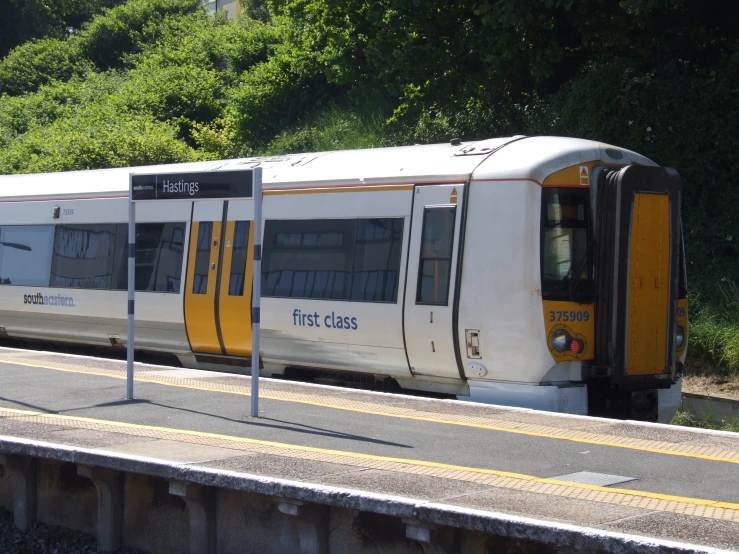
126 174 136 400
251 168 262 418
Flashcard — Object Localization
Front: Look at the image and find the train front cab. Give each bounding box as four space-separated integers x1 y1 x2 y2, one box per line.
542 164 685 422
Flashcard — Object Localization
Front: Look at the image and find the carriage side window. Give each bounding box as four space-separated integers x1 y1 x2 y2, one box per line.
262 219 355 300
50 224 117 289
416 207 456 305
352 218 404 302
261 218 405 302
0 225 55 287
111 222 187 293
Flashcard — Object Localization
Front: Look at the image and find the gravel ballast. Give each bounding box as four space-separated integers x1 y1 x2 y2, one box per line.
0 509 146 554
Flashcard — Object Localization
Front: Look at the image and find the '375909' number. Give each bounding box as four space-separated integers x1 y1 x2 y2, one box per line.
549 310 590 322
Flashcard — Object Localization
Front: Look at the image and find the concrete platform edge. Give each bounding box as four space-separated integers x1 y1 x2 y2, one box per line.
0 435 729 554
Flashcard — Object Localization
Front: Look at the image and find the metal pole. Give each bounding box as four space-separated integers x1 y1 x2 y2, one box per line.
251 168 262 417
126 175 136 400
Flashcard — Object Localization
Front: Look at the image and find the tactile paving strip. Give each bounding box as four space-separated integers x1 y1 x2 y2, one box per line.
0 405 738 524
2 350 739 464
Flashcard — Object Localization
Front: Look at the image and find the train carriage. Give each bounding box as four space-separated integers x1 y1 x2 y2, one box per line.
0 136 688 421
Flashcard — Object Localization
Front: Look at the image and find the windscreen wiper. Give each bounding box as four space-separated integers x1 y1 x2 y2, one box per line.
568 239 595 303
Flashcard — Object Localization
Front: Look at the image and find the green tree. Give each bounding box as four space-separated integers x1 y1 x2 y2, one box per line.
0 0 124 58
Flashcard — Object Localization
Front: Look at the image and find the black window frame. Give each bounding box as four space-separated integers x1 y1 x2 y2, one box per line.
50 223 118 290
191 222 213 295
261 217 405 304
540 187 594 302
415 206 456 306
111 222 188 293
0 221 187 293
0 224 56 287
228 220 251 297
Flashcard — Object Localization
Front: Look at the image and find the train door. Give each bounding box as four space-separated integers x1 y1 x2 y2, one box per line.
625 192 671 375
594 166 681 382
403 184 465 379
184 200 254 357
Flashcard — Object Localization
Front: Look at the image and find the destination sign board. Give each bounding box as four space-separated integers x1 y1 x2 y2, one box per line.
131 169 254 201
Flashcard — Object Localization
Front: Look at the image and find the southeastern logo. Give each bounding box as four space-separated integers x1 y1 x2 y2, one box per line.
23 292 76 307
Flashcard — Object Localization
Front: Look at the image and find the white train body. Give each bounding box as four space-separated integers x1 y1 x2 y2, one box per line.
0 137 688 420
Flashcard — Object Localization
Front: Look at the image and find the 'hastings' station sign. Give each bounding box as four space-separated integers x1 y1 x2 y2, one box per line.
131 169 254 201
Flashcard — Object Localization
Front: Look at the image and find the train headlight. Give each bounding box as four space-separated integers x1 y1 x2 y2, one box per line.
676 325 685 349
552 329 568 353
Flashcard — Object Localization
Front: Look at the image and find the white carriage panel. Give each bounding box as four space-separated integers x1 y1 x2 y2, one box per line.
258 186 413 378
0 287 188 351
134 292 186 325
262 189 413 220
0 288 183 323
226 199 255 221
0 198 128 225
0 198 193 226
260 297 410 378
192 200 224 222
136 201 193 222
457 180 553 384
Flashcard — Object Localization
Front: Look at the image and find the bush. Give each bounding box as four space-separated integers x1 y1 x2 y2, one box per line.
266 105 389 154
0 102 197 174
0 73 120 147
0 0 125 58
77 0 201 70
227 46 326 145
0 38 91 96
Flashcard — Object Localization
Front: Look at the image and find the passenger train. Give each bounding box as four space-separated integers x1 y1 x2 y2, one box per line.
0 136 687 421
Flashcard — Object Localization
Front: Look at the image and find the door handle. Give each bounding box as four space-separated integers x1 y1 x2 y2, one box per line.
211 263 216 270
465 329 481 359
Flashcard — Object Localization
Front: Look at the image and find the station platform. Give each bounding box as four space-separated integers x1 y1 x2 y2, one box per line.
0 346 738 552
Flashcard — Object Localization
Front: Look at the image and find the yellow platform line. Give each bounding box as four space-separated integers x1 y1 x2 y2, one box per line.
0 405 737 523
1 355 739 466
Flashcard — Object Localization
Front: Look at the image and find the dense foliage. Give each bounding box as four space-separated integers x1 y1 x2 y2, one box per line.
0 0 737 371
0 0 126 58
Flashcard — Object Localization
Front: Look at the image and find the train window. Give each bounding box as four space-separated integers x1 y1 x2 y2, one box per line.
416 207 456 305
262 219 355 300
111 222 187 293
0 225 55 287
191 222 213 294
540 189 593 301
229 221 250 296
351 218 404 302
50 224 117 289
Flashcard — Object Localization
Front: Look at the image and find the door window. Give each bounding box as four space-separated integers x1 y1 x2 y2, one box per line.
416 207 456 305
192 222 213 294
228 221 250 296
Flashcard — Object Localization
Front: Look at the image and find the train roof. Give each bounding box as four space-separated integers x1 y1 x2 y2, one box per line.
0 136 653 200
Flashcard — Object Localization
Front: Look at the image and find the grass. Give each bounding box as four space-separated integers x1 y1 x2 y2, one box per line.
687 281 739 378
670 410 739 433
265 105 391 155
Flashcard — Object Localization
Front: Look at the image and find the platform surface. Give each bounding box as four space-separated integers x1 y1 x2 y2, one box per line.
0 346 738 552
